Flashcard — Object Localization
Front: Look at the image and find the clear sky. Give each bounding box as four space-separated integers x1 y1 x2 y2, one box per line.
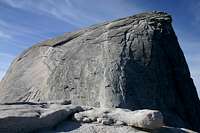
0 0 199 96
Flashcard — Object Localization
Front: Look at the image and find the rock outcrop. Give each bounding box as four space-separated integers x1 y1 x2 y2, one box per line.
74 108 164 129
0 103 197 133
0 11 199 132
0 103 84 133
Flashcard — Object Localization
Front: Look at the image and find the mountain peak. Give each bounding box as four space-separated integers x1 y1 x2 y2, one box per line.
0 11 199 132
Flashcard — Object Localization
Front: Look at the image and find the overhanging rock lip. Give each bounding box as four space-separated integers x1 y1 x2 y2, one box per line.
37 11 172 47
15 11 172 61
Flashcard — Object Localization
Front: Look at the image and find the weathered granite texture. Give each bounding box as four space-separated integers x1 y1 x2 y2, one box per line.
0 11 199 132
74 108 164 129
0 103 84 133
39 121 197 133
0 103 197 133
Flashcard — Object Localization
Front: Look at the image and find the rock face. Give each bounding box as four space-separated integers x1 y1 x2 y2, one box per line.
74 108 164 129
0 11 200 132
0 103 196 133
0 103 84 133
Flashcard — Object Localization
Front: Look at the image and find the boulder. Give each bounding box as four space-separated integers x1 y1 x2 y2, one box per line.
0 103 197 133
0 104 83 133
74 108 164 130
0 11 200 132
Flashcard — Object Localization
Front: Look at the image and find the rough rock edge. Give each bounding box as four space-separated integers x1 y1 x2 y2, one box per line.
74 108 164 130
0 103 84 133
0 99 71 105
0 103 197 133
16 11 171 61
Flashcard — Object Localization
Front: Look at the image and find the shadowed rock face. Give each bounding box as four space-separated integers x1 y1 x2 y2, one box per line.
0 11 199 132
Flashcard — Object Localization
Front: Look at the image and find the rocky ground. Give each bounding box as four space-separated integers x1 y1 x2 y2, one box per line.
0 101 197 133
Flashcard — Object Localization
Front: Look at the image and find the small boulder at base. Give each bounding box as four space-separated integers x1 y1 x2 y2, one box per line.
74 108 164 130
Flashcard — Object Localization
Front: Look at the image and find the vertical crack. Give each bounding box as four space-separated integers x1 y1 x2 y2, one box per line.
118 30 130 105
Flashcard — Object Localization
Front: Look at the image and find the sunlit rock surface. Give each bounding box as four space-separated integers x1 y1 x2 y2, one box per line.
0 11 199 132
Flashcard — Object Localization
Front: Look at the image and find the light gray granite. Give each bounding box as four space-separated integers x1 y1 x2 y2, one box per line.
0 11 199 132
74 108 164 129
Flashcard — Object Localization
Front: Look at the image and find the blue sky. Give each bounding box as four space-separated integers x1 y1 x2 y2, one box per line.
0 0 199 96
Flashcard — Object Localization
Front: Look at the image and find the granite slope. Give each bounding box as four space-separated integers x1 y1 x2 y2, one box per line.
0 11 199 132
